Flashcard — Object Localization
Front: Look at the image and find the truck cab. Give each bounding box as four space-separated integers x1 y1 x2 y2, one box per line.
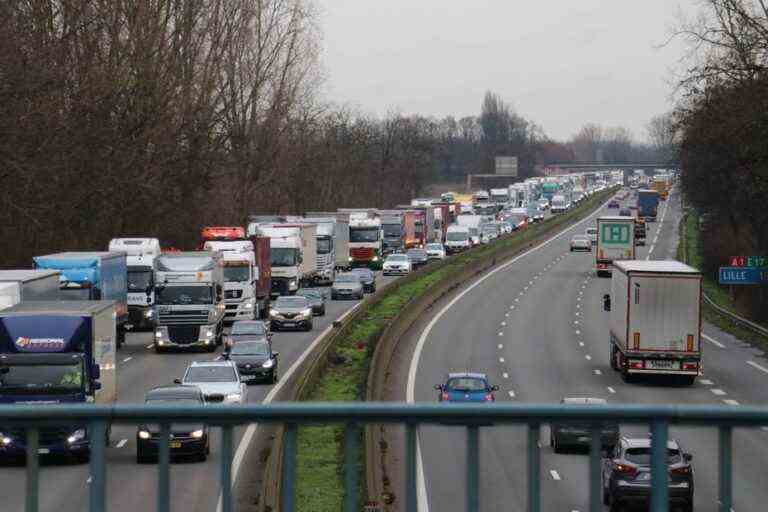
345 211 384 270
203 241 259 322
153 252 225 352
109 238 161 331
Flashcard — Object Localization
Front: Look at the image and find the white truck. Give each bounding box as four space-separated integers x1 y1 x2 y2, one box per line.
202 240 261 321
108 238 161 331
550 194 569 214
595 216 636 277
249 223 318 295
456 215 483 245
489 188 510 205
0 270 61 309
304 212 352 272
445 225 472 253
288 216 350 284
342 210 384 270
604 260 702 385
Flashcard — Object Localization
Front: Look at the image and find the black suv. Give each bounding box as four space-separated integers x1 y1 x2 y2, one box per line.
602 435 694 512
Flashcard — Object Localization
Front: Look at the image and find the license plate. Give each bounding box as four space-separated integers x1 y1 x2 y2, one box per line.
647 360 679 370
170 441 182 449
577 436 590 443
37 448 49 455
638 472 651 480
283 322 294 327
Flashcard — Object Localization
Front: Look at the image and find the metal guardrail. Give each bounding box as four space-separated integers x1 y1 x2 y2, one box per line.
703 292 768 337
3 402 765 512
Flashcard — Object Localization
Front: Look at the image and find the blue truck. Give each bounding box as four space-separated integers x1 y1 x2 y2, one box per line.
637 189 660 222
33 252 128 347
0 301 117 463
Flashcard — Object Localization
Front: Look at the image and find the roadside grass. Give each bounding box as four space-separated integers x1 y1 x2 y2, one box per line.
677 210 768 346
293 187 616 511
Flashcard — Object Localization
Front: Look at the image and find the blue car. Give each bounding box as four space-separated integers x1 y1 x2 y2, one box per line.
435 372 498 403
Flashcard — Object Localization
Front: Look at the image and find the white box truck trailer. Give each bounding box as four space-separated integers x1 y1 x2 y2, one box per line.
604 260 702 385
595 216 636 277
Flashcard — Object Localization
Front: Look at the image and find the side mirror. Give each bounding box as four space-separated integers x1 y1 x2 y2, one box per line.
491 385 499 391
173 378 181 384
603 294 611 312
434 384 443 390
684 453 693 462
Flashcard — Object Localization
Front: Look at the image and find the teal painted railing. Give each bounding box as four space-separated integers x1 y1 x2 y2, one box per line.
2 402 765 512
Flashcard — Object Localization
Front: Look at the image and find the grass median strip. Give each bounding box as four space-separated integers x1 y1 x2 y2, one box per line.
293 187 616 511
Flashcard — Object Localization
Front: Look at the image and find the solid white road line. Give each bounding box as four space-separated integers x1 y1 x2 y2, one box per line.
406 196 614 512
549 470 562 481
702 334 726 348
216 303 362 512
723 399 740 406
607 387 616 394
711 389 727 396
116 439 128 448
747 360 768 375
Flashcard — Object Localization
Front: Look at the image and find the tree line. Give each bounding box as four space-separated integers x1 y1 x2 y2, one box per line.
671 0 768 321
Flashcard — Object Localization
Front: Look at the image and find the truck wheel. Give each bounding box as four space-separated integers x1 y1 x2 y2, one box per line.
74 451 90 464
680 375 696 386
117 330 126 349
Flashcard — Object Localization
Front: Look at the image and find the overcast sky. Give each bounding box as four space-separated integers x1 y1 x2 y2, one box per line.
320 1 694 142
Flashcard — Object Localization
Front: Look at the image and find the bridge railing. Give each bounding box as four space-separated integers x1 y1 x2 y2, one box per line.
2 402 764 512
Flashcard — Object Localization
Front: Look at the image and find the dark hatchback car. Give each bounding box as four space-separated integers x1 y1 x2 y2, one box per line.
224 339 278 384
136 386 209 463
406 248 429 268
435 372 499 403
296 288 327 315
550 397 619 453
227 320 271 347
602 436 694 512
351 268 377 293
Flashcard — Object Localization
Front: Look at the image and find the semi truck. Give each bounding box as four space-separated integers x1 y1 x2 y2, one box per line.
249 223 318 293
489 188 510 205
295 216 349 284
304 212 353 272
0 301 117 462
595 216 636 277
343 210 383 270
108 238 161 331
153 251 226 352
33 252 128 347
0 270 61 306
397 205 436 246
203 240 261 322
380 210 416 254
604 260 702 385
456 215 483 245
637 189 660 221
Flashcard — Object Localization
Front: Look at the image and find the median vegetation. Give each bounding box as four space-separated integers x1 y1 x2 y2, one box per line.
292 187 616 512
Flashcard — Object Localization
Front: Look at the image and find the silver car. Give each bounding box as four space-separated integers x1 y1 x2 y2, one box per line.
570 234 592 252
332 273 364 300
176 360 246 404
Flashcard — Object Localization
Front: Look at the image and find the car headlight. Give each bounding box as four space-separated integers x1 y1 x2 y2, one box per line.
270 309 278 317
144 309 154 318
201 327 215 338
262 358 274 369
372 256 379 262
301 308 312 317
0 434 12 446
224 393 242 403
138 430 151 440
348 256 353 262
243 301 253 309
190 429 204 439
67 429 87 444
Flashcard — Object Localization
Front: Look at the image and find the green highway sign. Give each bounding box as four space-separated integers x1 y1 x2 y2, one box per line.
601 223 631 244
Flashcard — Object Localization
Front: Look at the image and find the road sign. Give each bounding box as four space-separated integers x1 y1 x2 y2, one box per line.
718 266 768 285
495 156 518 176
729 256 767 267
601 223 631 244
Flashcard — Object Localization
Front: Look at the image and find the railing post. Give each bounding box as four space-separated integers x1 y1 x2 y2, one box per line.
589 427 601 512
221 426 234 512
719 426 732 512
281 423 297 512
25 428 39 512
527 423 540 512
650 420 668 511
89 421 107 512
405 423 417 512
157 424 171 512
343 423 360 512
466 425 479 512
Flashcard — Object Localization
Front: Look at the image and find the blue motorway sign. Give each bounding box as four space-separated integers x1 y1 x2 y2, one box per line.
718 266 768 285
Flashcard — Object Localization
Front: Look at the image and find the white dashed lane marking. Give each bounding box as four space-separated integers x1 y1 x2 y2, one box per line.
747 360 768 375
723 399 740 406
116 439 128 448
711 389 727 396
498 344 503 349
499 357 505 363
593 369 602 375
607 387 616 394
502 372 509 379
702 334 725 348
700 379 714 385
122 357 132 363
585 355 592 361
549 470 562 481
508 390 516 398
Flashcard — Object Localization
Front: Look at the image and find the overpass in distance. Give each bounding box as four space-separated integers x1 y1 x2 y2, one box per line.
540 162 679 172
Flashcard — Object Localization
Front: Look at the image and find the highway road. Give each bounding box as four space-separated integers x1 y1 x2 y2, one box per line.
407 189 768 512
0 274 397 512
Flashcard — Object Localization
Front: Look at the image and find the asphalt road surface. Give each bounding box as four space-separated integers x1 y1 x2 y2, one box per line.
409 189 768 512
1 273 397 512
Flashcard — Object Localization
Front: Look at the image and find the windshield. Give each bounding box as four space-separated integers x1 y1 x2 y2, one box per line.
407 250 426 258
447 232 468 241
317 238 332 254
387 255 409 262
297 289 321 299
350 227 380 242
128 270 153 292
446 378 487 392
271 247 299 267
336 274 359 283
352 269 373 278
275 297 309 308
223 265 250 282
156 285 213 305
231 322 267 335
625 447 681 465
185 366 237 383
230 341 270 356
426 244 442 250
0 363 84 392
382 224 402 237
146 398 201 406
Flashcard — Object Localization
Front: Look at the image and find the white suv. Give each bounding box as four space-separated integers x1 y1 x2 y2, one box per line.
177 360 246 404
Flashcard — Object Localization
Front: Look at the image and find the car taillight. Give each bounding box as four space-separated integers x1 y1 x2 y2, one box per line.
613 462 637 477
441 392 449 401
670 465 691 475
484 393 494 402
629 360 644 369
682 362 698 371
